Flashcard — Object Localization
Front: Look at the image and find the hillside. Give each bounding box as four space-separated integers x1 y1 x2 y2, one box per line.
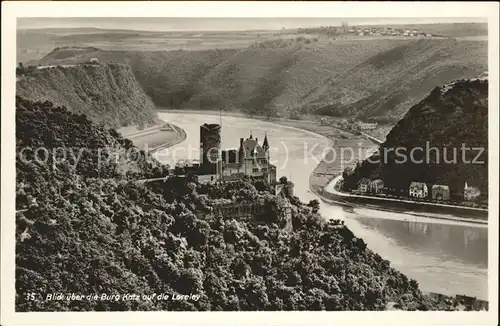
16 62 158 128
304 39 487 123
342 78 488 201
186 38 414 114
15 96 168 211
34 36 487 123
16 97 459 311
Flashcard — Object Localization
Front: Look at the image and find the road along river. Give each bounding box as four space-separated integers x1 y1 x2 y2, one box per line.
153 112 488 300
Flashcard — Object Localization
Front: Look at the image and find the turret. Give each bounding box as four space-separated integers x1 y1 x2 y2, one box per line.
199 123 221 175
238 138 244 163
262 131 269 151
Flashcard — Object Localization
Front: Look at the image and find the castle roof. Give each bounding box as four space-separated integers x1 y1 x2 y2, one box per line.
241 138 266 158
410 181 428 190
262 132 269 150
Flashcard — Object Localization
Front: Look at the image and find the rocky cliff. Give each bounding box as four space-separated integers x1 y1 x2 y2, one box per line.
16 62 158 128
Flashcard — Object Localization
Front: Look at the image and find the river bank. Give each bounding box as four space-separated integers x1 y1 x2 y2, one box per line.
312 176 488 225
120 122 187 153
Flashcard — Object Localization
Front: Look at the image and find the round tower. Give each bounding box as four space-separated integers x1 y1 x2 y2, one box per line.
199 123 221 175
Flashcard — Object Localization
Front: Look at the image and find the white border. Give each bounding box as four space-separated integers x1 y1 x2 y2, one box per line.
1 2 499 326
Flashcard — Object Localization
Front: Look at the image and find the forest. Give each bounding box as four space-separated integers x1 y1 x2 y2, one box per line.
16 97 471 311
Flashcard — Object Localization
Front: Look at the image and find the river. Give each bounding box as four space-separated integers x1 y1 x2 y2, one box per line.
154 112 488 300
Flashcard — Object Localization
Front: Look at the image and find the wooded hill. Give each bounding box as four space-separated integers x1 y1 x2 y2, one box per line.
342 78 488 201
16 97 455 311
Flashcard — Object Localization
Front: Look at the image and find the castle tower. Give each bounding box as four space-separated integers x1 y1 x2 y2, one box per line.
200 123 221 176
263 131 271 183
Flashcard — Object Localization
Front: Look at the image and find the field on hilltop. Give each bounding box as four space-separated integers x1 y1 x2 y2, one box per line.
20 23 488 124
17 28 284 63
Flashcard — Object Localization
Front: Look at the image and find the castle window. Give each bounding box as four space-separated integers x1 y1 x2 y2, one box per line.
252 168 259 173
262 168 268 172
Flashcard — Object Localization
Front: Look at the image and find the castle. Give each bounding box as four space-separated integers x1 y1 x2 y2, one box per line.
175 123 277 185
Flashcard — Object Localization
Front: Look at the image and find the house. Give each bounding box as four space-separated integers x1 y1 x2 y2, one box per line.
432 184 450 201
370 179 384 194
358 179 371 193
89 58 99 64
464 182 481 201
409 182 428 199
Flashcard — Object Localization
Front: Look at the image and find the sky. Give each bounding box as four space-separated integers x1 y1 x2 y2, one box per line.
17 17 487 32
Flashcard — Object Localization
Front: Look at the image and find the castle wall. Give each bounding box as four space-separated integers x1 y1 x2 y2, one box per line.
211 201 293 231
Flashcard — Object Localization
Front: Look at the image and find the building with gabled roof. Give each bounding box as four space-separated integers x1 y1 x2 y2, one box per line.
432 184 450 200
409 181 428 198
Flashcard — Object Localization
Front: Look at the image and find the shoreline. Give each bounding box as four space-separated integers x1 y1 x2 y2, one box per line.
121 122 187 153
317 174 487 225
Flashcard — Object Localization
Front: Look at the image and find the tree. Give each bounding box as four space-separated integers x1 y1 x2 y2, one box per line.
308 199 320 213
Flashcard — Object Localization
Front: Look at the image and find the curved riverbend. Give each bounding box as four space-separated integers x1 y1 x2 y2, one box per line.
154 111 488 300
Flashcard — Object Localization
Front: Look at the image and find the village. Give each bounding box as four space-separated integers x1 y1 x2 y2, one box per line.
345 25 434 37
296 22 436 38
346 177 486 209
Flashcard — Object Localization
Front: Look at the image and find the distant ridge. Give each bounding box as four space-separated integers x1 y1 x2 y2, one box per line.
32 35 487 124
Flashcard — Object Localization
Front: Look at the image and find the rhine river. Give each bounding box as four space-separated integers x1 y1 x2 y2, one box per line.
154 112 488 300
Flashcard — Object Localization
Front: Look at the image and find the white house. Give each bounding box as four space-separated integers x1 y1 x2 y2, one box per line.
409 182 428 198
